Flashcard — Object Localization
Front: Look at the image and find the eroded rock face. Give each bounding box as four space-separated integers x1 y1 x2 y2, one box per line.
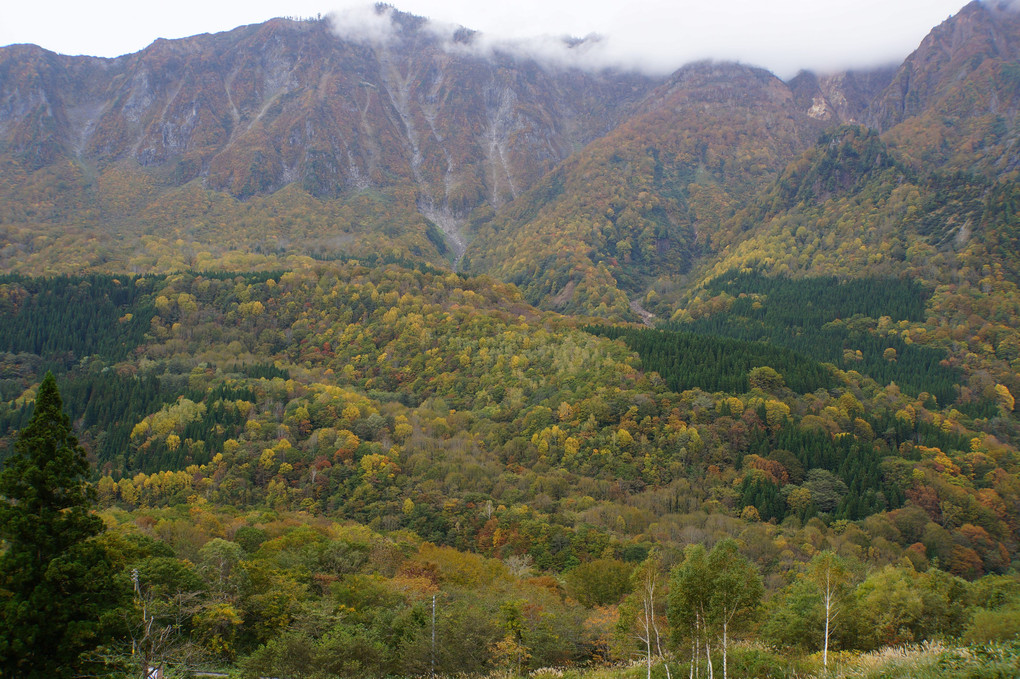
866 0 1020 132
787 69 896 126
6 2 1017 210
0 14 654 209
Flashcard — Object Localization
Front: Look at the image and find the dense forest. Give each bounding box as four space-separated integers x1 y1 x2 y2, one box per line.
3 130 1020 679
668 271 966 407
0 264 1018 677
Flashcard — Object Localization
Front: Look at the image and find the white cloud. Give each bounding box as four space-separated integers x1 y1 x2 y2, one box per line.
330 4 400 44
328 4 619 72
3 0 972 77
327 0 971 77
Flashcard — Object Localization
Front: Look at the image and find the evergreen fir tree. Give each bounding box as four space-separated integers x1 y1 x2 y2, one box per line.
0 372 117 677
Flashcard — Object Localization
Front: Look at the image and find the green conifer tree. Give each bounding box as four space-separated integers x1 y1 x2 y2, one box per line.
0 372 117 677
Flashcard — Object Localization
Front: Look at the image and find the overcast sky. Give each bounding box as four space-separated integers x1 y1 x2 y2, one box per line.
0 0 978 77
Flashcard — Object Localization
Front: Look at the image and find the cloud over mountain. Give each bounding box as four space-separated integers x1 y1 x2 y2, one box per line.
328 0 969 78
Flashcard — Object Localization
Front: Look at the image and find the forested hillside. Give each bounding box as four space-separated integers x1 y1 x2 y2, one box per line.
1 263 1018 675
462 62 827 319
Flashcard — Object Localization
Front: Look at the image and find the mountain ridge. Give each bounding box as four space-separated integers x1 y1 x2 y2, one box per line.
0 13 657 199
1 2 1019 307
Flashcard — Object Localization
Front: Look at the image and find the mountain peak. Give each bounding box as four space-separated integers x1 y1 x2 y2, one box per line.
863 0 1020 175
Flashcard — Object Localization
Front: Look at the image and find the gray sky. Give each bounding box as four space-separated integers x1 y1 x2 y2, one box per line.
1 0 975 77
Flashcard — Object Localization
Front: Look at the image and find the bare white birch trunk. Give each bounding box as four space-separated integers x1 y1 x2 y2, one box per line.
652 603 671 679
823 568 832 670
645 601 653 679
645 580 654 679
691 617 699 679
722 621 728 679
823 601 830 670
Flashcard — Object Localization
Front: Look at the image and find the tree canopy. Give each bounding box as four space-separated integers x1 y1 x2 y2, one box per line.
0 372 118 677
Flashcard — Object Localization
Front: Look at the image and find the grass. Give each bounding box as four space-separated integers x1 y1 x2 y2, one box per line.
515 640 1020 679
813 640 1019 679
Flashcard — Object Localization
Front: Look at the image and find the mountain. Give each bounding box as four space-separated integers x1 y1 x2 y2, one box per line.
3 2 1019 288
867 0 1020 175
0 14 655 198
0 11 656 270
463 61 830 319
686 0 1020 289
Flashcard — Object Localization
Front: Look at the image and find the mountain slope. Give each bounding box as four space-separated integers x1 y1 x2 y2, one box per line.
1 2 1020 311
0 14 654 201
868 0 1020 176
0 10 656 267
462 62 830 319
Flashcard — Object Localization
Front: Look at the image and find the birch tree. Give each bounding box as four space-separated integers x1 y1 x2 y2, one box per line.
707 539 763 679
668 544 714 679
808 551 852 670
126 564 205 679
620 554 671 679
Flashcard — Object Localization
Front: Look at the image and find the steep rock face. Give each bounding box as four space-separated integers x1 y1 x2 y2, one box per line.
787 68 896 124
0 45 116 169
868 1 1020 129
866 0 1020 175
0 13 654 211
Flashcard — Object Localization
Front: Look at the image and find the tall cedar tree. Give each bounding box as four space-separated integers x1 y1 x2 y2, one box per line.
0 372 116 677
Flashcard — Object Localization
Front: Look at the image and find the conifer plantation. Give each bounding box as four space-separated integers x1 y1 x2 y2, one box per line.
2 2 1020 677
